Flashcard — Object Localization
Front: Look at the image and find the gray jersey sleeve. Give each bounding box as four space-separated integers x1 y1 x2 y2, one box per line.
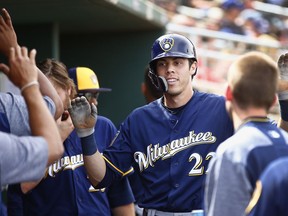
0 93 56 135
205 153 251 216
0 131 48 187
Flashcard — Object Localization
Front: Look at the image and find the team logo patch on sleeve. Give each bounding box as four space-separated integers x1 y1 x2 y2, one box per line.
159 37 174 52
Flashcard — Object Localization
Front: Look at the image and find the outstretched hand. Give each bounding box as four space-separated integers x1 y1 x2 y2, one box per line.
68 96 97 137
278 53 288 79
278 53 288 100
0 8 18 57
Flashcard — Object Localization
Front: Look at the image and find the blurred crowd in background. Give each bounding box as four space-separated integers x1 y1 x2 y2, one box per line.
148 0 288 117
150 0 288 44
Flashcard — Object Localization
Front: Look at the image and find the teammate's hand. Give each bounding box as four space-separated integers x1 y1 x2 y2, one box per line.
68 96 97 137
0 8 18 57
56 111 74 142
277 53 288 100
0 46 38 89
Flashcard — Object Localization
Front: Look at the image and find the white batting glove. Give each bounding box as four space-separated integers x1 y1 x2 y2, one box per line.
68 96 97 137
278 53 288 100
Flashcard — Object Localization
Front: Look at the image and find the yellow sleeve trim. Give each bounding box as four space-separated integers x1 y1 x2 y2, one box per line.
245 180 262 214
102 155 134 177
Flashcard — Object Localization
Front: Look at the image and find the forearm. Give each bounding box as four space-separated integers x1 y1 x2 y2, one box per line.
111 204 136 216
22 85 63 164
83 151 106 186
21 180 41 194
277 100 288 130
278 80 288 92
278 118 288 131
37 67 63 119
277 53 288 130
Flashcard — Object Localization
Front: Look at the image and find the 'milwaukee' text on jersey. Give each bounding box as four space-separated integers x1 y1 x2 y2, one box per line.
135 130 216 171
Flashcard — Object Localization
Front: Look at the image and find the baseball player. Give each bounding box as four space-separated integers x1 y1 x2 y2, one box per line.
68 66 135 215
68 33 234 215
68 34 288 216
205 51 288 216
245 157 288 216
7 62 135 216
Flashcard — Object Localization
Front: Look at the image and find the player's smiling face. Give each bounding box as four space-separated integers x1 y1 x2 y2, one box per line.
156 57 195 96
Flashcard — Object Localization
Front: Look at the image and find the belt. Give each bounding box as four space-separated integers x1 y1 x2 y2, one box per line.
142 208 204 216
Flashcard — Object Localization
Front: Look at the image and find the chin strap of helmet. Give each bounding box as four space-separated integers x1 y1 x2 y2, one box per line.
148 69 168 92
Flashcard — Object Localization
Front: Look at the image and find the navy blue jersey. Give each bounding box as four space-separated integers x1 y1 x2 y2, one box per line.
246 157 288 216
103 90 234 212
7 116 134 216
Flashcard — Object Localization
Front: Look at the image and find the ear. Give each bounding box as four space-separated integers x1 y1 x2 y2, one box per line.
190 61 197 76
225 85 233 101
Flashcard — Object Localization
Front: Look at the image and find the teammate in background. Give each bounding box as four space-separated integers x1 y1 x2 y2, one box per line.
245 157 288 216
141 66 163 103
7 63 135 216
205 51 288 216
68 66 135 216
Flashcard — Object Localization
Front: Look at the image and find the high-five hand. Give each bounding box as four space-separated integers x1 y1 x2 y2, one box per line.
0 8 18 57
278 53 288 100
68 96 97 137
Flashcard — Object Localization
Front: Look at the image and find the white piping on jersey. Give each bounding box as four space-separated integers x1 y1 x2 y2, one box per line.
134 130 216 172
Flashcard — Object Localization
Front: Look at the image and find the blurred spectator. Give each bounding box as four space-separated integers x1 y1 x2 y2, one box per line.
205 7 224 30
241 11 270 37
183 0 219 9
151 0 180 19
170 13 196 26
219 0 246 35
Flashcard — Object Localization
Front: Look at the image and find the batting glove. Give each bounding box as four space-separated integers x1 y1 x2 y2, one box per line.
68 96 97 137
278 53 288 100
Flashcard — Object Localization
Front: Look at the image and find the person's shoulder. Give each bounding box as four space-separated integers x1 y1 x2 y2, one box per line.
131 99 162 114
0 92 22 102
260 157 288 185
218 125 271 160
97 115 112 122
266 157 288 171
0 92 26 115
195 90 225 99
194 90 226 105
96 115 115 127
